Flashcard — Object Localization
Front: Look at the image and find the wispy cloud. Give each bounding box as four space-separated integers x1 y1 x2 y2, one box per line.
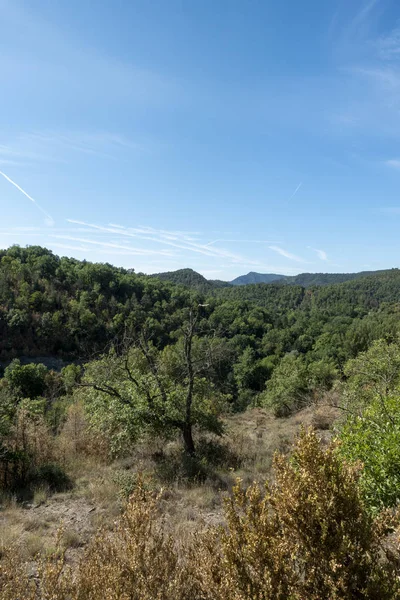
51 243 94 253
0 170 54 225
351 67 400 90
308 246 328 260
206 238 281 246
66 219 259 264
269 245 305 263
381 207 400 215
0 158 26 167
353 0 380 27
288 182 302 201
327 1 400 142
376 26 400 61
50 234 175 256
386 159 400 169
0 131 144 166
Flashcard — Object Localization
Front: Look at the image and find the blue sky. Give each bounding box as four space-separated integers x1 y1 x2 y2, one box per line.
1 0 400 279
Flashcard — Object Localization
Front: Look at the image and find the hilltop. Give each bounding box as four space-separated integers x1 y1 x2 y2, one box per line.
230 272 284 285
149 268 229 292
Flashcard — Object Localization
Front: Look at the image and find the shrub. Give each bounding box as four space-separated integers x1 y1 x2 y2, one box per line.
261 353 309 416
195 429 400 599
270 430 397 598
0 407 70 495
112 469 142 502
0 544 36 599
26 483 196 600
56 401 110 465
343 339 400 405
4 360 48 399
337 339 400 511
338 395 400 511
0 408 54 490
33 464 71 493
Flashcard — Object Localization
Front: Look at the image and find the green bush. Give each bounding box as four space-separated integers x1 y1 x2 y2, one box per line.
112 470 141 502
338 395 400 511
32 464 72 493
337 338 400 511
261 353 309 416
4 360 48 399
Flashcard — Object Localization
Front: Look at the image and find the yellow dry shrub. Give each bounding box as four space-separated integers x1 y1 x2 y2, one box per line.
0 407 56 490
4 483 197 600
193 483 297 599
0 529 73 600
195 429 400 600
271 430 396 599
11 407 54 465
71 485 195 600
0 546 33 600
56 402 110 466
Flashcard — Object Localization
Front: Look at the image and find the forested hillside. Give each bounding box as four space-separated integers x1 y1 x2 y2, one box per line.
150 267 229 292
2 246 400 388
0 245 194 359
281 269 392 286
230 271 284 285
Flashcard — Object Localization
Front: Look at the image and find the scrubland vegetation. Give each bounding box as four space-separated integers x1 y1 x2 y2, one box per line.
1 245 400 598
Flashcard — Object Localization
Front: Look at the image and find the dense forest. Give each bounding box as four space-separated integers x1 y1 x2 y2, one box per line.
2 244 400 598
2 245 400 389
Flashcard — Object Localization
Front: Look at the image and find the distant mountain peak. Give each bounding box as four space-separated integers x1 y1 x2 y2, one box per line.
230 272 285 286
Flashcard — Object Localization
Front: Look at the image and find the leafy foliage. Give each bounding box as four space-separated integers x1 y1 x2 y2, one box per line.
261 353 309 416
338 339 400 511
4 359 48 399
339 396 400 512
152 267 229 292
79 334 228 458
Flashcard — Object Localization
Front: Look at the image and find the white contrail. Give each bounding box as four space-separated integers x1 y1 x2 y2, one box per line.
289 182 302 201
308 246 328 261
269 245 305 263
0 170 54 226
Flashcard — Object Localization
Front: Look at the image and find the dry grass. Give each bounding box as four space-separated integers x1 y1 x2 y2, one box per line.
33 485 50 507
62 528 83 549
0 494 18 513
23 533 45 559
0 401 341 585
1 431 399 600
23 514 50 532
0 522 24 559
82 470 119 506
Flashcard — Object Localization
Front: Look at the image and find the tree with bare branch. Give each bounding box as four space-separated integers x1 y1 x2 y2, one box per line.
78 307 228 456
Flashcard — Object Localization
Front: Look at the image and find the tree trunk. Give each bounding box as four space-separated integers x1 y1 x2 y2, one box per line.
182 423 195 456
182 310 197 457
